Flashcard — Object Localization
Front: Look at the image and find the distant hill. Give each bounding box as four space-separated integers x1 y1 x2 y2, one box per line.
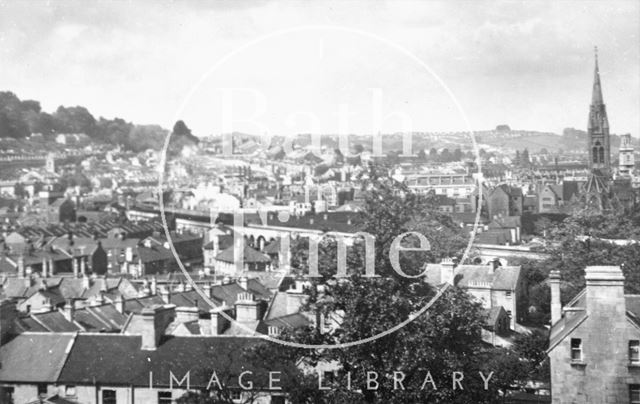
476 127 637 154
0 91 197 153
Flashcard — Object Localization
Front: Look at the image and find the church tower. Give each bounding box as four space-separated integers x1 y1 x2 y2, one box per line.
619 134 634 176
588 47 611 173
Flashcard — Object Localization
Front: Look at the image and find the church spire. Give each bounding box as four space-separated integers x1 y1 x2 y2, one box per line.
592 46 604 105
587 46 610 174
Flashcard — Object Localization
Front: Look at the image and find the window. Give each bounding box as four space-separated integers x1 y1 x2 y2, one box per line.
158 391 172 404
630 341 640 363
37 383 47 396
102 390 117 404
0 386 14 404
571 338 583 361
631 385 640 404
229 390 241 401
505 291 512 297
64 385 76 397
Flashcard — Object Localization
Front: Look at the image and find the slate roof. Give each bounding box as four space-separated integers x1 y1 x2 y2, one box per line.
423 263 521 291
14 316 49 332
482 306 507 329
57 335 289 388
456 264 521 290
0 333 75 382
84 305 128 330
123 295 165 314
261 211 359 234
215 245 270 264
263 312 311 329
210 282 247 306
14 219 163 240
263 239 281 254
548 291 640 352
264 292 307 320
168 290 216 312
31 311 81 332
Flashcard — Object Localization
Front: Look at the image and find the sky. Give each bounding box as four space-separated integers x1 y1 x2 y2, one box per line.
0 0 638 137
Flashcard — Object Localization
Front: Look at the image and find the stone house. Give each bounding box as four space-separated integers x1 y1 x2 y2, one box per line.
547 266 640 403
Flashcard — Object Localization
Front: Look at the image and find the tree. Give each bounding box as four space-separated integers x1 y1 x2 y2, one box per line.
54 105 97 135
173 120 193 137
279 175 524 402
429 148 439 161
452 148 463 161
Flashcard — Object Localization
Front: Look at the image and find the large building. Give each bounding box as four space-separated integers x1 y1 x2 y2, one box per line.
547 266 640 403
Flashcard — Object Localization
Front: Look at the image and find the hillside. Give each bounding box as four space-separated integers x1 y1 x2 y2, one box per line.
0 91 198 153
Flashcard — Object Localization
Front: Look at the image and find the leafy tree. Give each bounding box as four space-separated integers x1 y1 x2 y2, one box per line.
452 148 463 161
54 105 97 135
417 148 427 161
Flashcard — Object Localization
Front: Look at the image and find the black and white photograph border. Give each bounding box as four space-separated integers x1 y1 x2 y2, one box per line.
0 1 639 404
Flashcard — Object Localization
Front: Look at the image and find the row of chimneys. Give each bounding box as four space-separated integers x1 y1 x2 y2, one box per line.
139 276 251 300
136 292 263 350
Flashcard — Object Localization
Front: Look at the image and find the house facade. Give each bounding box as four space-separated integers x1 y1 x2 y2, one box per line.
547 266 640 403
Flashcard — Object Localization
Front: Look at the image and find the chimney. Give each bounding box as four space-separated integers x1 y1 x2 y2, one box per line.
17 255 25 278
62 298 76 321
150 277 157 295
139 305 176 351
94 292 105 306
203 283 212 298
235 292 261 321
114 295 125 314
41 258 47 278
585 266 625 317
209 306 231 335
160 286 170 304
549 270 562 325
440 258 456 285
176 282 185 293
80 257 86 276
73 257 79 278
239 276 249 291
489 258 501 274
125 247 133 262
0 299 18 344
175 307 199 323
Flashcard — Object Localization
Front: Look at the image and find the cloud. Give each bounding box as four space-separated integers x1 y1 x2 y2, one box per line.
0 0 637 136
